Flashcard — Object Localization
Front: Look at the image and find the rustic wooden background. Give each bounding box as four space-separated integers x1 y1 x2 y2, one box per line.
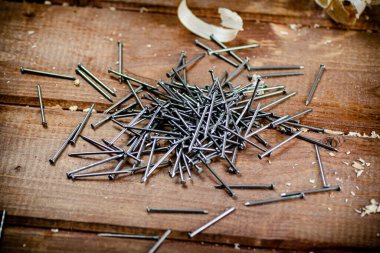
0 0 379 252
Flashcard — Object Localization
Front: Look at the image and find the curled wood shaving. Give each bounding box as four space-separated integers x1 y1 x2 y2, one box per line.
356 199 380 217
329 152 336 157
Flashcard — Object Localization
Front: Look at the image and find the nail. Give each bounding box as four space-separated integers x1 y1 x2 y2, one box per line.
248 65 304 71
167 53 206 77
78 64 116 96
280 185 340 197
144 144 178 180
245 115 288 138
49 123 81 165
201 159 236 198
103 86 143 114
76 68 113 102
67 153 124 178
258 130 303 159
20 67 76 80
80 135 114 151
98 233 159 240
245 193 304 206
306 64 325 105
208 44 259 55
188 207 235 238
0 209 6 240
37 84 47 127
70 161 171 179
70 104 95 144
210 34 246 66
146 207 208 214
224 57 250 84
215 184 274 189
118 40 123 83
195 40 238 67
68 150 123 157
259 91 297 111
142 136 158 182
148 229 172 253
249 71 304 78
270 108 312 128
108 69 157 90
315 144 328 187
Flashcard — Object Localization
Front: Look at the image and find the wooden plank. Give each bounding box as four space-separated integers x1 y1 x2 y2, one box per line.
2 226 294 253
30 0 380 30
0 2 379 133
0 104 379 250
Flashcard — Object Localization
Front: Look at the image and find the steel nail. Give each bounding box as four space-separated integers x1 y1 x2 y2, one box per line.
49 123 81 165
37 84 47 127
146 207 208 214
188 207 235 238
208 44 259 55
20 67 76 80
280 185 340 197
70 104 95 144
76 68 113 102
258 130 303 159
306 64 325 105
148 229 172 253
245 193 304 206
78 64 116 96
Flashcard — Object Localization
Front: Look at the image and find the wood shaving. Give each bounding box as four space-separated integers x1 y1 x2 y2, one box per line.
314 24 320 28
286 182 292 187
73 79 80 86
324 129 344 135
329 152 335 157
83 108 97 113
280 31 289 35
343 161 349 166
352 161 364 170
356 199 380 217
346 151 350 155
234 243 240 250
51 228 59 233
109 7 116 11
27 30 35 35
358 158 366 164
309 179 315 184
69 106 78 111
324 39 332 44
351 191 356 196
44 1 52 5
356 170 364 177
327 207 332 211
289 24 298 31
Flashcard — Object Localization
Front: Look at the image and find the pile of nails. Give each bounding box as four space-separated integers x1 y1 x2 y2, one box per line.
22 34 340 247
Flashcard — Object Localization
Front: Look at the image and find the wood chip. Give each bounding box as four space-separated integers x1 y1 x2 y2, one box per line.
329 152 335 157
69 106 78 111
73 79 80 86
309 179 315 184
351 191 356 196
83 108 97 113
357 199 380 217
352 161 364 170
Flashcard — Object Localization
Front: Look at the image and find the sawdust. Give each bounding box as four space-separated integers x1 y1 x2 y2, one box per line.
83 107 97 113
69 106 78 111
356 199 380 217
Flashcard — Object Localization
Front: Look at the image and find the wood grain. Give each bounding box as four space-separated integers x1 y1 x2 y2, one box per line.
0 2 379 133
27 0 380 30
2 226 295 253
0 105 379 250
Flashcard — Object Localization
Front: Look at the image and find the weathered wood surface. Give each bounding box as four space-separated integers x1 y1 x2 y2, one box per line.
3 226 296 253
0 1 379 252
0 2 379 133
0 105 379 251
35 0 380 30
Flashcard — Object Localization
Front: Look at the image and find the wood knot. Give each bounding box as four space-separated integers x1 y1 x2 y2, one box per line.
323 136 344 148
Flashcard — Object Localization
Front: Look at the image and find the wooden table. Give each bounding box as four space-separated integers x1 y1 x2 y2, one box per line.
0 1 379 252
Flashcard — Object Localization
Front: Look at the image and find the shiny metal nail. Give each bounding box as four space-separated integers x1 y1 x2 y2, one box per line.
49 124 81 165
306 64 325 105
148 229 171 253
208 44 259 55
70 104 95 144
280 185 340 197
37 84 47 127
245 193 304 206
78 64 116 96
188 207 235 238
20 67 76 80
258 130 303 159
146 207 208 214
76 68 113 102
